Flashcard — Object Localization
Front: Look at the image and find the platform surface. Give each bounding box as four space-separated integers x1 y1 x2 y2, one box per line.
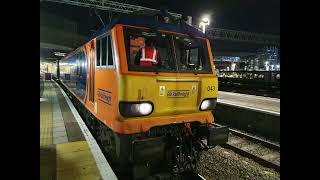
40 80 104 180
217 91 280 114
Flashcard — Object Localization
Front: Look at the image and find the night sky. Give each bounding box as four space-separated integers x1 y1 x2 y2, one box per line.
41 0 279 35
134 0 280 35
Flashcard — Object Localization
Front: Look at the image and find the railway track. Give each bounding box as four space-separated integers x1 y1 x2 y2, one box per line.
179 171 206 180
214 123 280 173
141 171 206 180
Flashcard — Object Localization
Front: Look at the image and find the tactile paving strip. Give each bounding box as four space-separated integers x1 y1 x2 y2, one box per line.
56 141 101 180
40 81 53 147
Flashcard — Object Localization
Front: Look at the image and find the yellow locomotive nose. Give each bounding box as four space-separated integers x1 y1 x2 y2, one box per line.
119 74 218 118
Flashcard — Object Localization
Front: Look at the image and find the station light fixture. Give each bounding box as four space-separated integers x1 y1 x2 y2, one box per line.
265 61 270 71
199 15 210 33
231 63 236 71
54 52 66 57
202 17 210 24
271 64 274 71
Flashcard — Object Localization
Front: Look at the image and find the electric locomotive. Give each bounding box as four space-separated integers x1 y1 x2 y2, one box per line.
57 12 229 179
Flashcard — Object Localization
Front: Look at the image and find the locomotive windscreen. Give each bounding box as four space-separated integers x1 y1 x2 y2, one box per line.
124 26 213 74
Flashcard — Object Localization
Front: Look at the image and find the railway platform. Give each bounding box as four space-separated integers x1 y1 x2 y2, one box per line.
215 91 280 142
40 80 117 180
217 91 280 115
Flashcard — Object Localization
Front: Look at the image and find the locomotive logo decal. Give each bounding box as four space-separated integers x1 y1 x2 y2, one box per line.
159 86 165 96
167 90 189 98
97 88 112 105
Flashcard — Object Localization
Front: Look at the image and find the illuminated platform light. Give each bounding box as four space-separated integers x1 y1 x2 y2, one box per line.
54 52 66 57
231 63 236 71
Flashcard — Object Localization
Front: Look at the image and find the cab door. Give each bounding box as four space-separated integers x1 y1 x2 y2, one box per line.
84 40 96 113
156 35 201 115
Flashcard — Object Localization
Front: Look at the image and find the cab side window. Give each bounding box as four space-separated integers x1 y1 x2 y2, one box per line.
96 34 114 68
107 35 114 66
101 38 107 66
96 39 101 66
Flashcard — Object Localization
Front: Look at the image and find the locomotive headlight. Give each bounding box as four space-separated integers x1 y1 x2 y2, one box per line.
139 103 153 115
200 98 217 111
119 101 154 117
201 100 211 110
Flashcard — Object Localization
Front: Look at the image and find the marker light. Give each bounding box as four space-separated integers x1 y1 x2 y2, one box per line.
200 98 217 111
54 52 66 57
119 101 154 117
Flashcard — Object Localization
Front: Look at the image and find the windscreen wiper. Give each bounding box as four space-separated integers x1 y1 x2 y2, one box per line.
193 70 198 75
187 64 198 75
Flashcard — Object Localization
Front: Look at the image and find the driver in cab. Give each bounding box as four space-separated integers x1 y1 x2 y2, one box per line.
135 38 159 68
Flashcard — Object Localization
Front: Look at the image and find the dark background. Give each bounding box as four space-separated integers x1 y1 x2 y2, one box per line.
5 1 319 180
40 0 280 59
40 0 280 36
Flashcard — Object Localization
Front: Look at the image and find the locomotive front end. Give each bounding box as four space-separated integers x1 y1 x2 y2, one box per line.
113 24 229 178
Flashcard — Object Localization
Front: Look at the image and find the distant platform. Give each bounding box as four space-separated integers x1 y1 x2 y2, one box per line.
217 91 280 115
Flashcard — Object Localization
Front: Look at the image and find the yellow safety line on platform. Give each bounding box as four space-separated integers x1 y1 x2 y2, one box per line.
55 80 117 179
41 81 56 180
40 82 53 147
56 141 102 180
40 81 102 180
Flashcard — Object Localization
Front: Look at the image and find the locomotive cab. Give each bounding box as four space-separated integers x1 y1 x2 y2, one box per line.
119 26 217 117
111 16 229 177
114 21 227 135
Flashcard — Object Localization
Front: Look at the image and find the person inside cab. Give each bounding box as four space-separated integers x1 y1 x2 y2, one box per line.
135 38 159 68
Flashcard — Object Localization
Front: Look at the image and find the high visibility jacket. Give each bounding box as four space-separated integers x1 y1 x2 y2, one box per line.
139 47 158 67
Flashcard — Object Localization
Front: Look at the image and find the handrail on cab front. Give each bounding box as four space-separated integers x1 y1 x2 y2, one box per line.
156 78 201 82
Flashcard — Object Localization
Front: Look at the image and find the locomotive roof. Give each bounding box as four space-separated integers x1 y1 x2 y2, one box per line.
63 14 208 60
87 14 207 42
